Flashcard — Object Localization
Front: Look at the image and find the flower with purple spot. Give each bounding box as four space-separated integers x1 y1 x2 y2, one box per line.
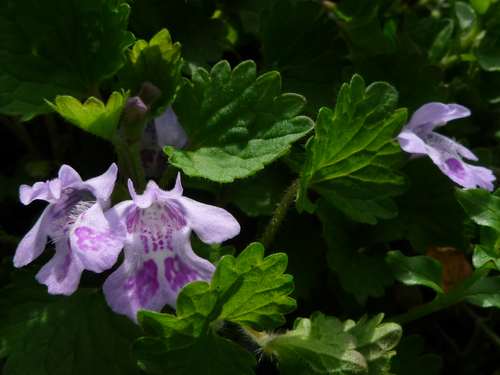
397 102 496 191
103 174 240 321
14 163 124 295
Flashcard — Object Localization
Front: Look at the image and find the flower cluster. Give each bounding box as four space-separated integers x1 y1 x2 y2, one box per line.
14 165 240 321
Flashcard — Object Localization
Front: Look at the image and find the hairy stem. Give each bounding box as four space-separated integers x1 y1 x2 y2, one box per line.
260 179 299 248
113 135 146 190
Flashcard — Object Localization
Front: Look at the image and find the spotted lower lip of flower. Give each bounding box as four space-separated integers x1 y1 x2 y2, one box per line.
397 102 496 191
14 163 124 295
103 174 240 322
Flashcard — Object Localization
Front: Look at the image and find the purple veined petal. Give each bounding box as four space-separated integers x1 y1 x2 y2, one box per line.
13 206 51 267
177 195 240 244
35 239 84 295
155 106 188 149
69 202 125 273
83 163 118 202
166 227 215 295
406 102 471 132
19 179 62 205
437 157 496 191
58 164 84 189
103 250 170 322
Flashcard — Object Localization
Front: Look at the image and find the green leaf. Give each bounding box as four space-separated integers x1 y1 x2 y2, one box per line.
475 4 500 71
471 0 491 14
48 91 128 140
118 29 182 112
456 189 500 270
455 2 477 30
386 251 444 294
318 202 394 302
348 314 403 374
0 271 140 375
213 243 296 328
428 19 454 64
266 313 402 375
226 166 290 217
336 2 395 57
135 285 256 375
391 335 442 375
373 158 469 252
261 0 347 112
0 0 134 120
299 74 407 224
465 276 500 308
128 0 229 68
166 60 314 182
134 243 296 373
456 189 500 231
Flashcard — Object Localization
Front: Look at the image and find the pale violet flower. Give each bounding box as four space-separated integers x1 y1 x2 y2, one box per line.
103 175 240 321
398 102 495 191
15 164 124 295
141 106 187 177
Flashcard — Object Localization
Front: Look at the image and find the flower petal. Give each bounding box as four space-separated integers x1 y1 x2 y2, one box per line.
154 106 188 149
103 252 170 322
35 240 84 295
397 130 429 155
167 227 215 292
83 163 118 202
177 196 240 244
58 164 83 188
425 132 479 161
437 157 496 191
127 179 160 209
69 203 125 273
406 102 470 132
13 206 51 267
19 179 62 205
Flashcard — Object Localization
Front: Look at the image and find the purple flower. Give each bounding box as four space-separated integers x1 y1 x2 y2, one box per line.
103 175 240 321
14 164 124 295
398 102 495 191
141 106 187 177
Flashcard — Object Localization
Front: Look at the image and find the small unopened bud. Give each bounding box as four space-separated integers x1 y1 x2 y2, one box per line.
121 96 148 143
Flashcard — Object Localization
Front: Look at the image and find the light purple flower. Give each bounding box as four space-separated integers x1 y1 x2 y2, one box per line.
141 106 188 177
398 102 495 191
14 163 124 295
103 175 240 321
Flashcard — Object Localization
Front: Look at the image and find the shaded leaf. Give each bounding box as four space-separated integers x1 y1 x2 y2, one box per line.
0 271 140 375
0 0 134 120
386 251 444 294
118 29 182 113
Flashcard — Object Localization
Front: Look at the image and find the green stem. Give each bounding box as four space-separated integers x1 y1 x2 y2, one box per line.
113 135 146 189
391 270 486 325
260 179 299 248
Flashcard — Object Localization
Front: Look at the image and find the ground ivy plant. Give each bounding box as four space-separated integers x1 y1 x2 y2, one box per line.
2 0 500 374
